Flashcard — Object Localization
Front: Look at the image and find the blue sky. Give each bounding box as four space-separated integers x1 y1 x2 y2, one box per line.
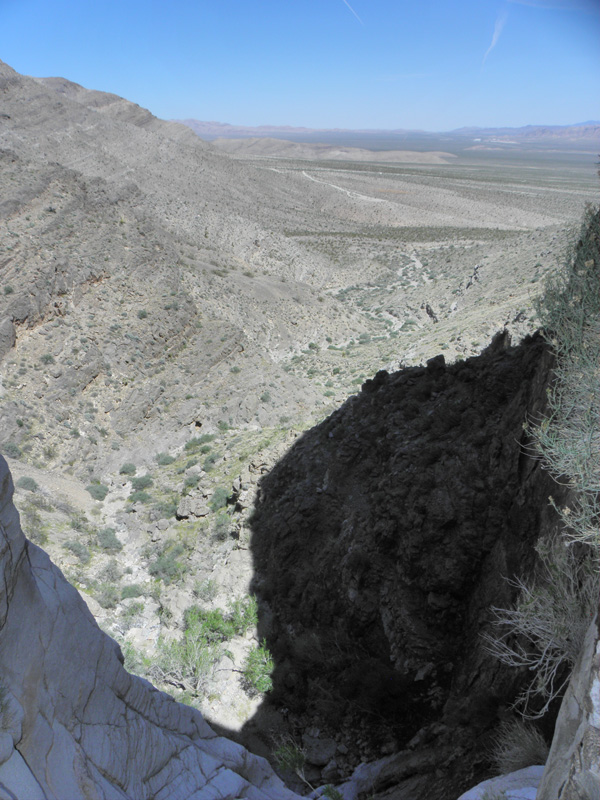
1 0 598 130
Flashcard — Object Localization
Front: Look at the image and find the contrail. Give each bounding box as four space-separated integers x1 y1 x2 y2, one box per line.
482 8 508 65
341 0 363 25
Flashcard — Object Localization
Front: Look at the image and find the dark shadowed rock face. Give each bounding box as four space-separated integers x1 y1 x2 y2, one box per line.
249 332 564 798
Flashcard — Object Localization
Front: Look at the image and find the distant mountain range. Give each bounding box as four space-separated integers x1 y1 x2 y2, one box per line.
178 119 600 144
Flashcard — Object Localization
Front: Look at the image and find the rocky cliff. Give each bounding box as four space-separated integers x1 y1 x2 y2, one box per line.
0 454 300 800
249 331 567 798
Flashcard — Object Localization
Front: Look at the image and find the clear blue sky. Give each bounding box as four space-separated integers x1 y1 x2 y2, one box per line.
1 0 598 130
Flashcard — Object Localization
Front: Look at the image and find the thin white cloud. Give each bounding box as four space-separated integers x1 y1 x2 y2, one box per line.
482 8 508 66
340 0 363 25
508 0 597 10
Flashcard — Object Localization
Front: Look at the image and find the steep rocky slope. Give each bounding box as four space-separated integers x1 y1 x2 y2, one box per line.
248 331 568 797
0 453 301 799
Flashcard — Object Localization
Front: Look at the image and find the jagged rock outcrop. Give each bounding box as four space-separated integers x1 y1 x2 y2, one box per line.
249 331 566 798
0 455 300 800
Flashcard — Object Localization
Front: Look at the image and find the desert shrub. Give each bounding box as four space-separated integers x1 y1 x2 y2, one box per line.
40 354 55 365
183 474 198 490
209 487 229 512
16 476 38 492
489 719 549 774
96 584 120 609
149 618 219 695
217 420 230 432
155 452 175 466
185 434 214 452
99 559 122 583
97 527 122 552
86 483 109 501
119 462 136 475
193 578 218 602
531 207 599 549
241 644 273 696
230 366 241 374
122 584 145 600
64 540 90 564
485 209 599 718
3 285 13 295
260 391 271 403
228 596 258 635
137 309 148 319
148 541 186 583
482 536 598 717
212 512 230 541
131 474 153 491
3 442 21 459
153 497 178 518
129 490 151 504
122 601 145 626
203 452 220 472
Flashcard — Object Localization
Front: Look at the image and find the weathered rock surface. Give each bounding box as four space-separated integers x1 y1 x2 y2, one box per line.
0 454 300 800
249 331 566 798
536 616 600 800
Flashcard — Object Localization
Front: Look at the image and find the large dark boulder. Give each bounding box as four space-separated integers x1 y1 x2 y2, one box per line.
249 332 564 797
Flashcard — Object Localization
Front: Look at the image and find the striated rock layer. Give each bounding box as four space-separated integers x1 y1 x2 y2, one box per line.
0 456 300 800
249 331 565 798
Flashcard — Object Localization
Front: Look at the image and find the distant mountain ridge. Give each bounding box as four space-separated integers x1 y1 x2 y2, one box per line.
179 119 600 144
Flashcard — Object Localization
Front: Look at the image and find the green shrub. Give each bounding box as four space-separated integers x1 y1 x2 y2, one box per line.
193 579 218 602
122 584 145 600
129 490 151 504
96 584 119 609
153 497 178 518
97 527 122 552
242 645 273 696
40 354 55 365
230 366 241 374
3 442 21 459
137 309 148 319
203 452 220 472
99 559 122 583
148 541 186 583
16 476 38 492
209 487 229 512
131 474 153 491
119 462 136 475
64 540 90 564
150 617 219 694
155 452 175 466
213 512 230 540
185 434 214 452
3 285 14 295
86 483 109 501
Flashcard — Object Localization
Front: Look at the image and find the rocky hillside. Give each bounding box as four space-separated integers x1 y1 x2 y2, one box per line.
0 453 301 799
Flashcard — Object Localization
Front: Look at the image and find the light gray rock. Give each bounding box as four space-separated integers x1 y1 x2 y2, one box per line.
536 616 600 800
0 455 300 800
